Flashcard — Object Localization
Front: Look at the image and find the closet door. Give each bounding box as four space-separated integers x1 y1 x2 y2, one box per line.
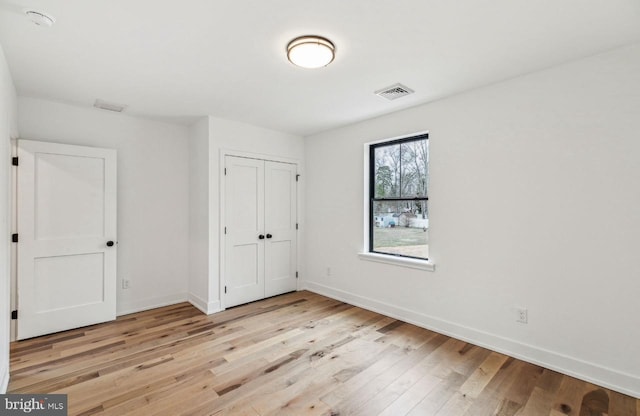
224 156 298 308
224 156 265 307
264 161 297 297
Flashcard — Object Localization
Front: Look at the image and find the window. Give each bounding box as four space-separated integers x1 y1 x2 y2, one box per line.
369 134 429 260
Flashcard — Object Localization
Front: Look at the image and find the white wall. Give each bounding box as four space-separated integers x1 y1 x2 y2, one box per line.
0 43 18 393
187 116 304 311
303 43 640 397
18 97 190 315
210 116 305 307
188 117 211 312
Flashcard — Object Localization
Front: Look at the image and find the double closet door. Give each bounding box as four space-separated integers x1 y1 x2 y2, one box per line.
224 156 297 307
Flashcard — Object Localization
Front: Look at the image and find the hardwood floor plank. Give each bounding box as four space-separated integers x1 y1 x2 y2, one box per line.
377 373 442 416
608 391 640 416
579 387 610 416
461 357 520 415
459 351 510 399
8 291 638 416
498 361 545 414
551 375 589 416
353 333 483 416
435 389 475 416
229 330 394 415
318 343 406 409
175 309 397 415
519 369 564 415
329 339 442 415
406 370 468 415
102 370 219 416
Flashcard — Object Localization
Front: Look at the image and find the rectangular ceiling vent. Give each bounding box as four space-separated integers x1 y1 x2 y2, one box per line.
375 83 414 101
94 99 127 113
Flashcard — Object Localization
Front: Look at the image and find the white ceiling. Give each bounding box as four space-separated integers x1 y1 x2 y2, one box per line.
1 0 639 136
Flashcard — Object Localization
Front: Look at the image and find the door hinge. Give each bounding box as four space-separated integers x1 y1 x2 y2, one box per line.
224 168 227 175
296 174 300 182
296 223 298 230
224 286 227 294
224 226 227 235
11 233 18 243
11 310 17 320
11 157 18 166
295 271 299 278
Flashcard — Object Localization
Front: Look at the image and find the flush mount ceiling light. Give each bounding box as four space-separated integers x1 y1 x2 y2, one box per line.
287 36 335 69
24 10 56 27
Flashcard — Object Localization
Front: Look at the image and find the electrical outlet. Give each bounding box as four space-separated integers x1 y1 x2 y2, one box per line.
122 279 130 289
516 308 528 324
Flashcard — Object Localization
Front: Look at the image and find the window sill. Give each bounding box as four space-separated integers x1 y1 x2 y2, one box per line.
358 252 435 272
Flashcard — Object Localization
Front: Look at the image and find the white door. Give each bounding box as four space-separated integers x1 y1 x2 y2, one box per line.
224 157 265 307
264 161 297 297
17 140 117 339
224 156 297 308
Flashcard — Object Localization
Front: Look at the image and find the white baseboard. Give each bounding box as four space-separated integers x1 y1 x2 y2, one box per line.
302 281 640 399
117 292 188 316
188 293 222 315
0 364 8 393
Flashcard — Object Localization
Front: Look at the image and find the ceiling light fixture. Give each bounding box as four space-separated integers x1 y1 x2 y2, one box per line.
24 10 56 27
287 36 335 69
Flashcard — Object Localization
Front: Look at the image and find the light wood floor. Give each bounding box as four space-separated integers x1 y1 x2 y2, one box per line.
9 291 639 415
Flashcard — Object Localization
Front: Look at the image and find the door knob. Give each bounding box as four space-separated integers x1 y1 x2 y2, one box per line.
258 234 265 240
106 241 115 247
266 234 273 239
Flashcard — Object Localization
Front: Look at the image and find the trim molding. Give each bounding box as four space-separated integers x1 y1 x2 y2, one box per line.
0 364 9 393
188 293 222 315
358 252 435 271
117 292 188 316
301 281 640 399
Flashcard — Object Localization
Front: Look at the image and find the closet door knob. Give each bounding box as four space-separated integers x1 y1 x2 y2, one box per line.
258 234 265 240
266 234 273 239
106 241 115 247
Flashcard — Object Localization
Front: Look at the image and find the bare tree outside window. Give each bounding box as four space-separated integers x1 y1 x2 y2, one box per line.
370 134 428 260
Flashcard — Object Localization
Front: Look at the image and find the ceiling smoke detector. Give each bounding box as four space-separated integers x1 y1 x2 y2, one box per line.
94 99 127 113
375 83 415 101
24 10 55 27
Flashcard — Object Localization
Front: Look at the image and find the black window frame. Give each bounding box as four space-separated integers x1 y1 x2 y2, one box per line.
369 133 429 261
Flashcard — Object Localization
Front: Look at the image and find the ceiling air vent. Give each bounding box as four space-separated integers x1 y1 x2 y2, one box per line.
375 83 414 101
94 99 127 113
